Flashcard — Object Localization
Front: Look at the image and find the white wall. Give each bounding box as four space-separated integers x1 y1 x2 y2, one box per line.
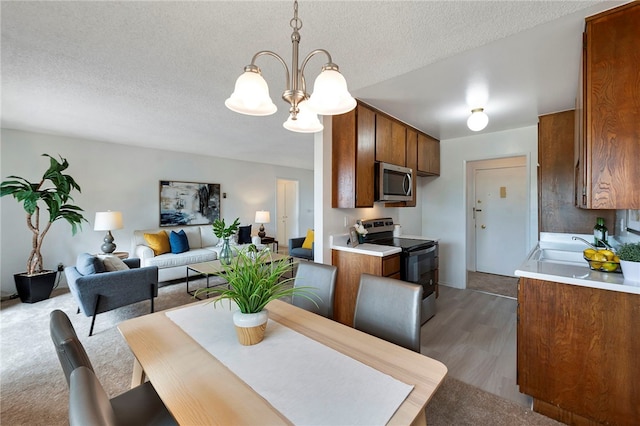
422 126 539 289
0 129 313 296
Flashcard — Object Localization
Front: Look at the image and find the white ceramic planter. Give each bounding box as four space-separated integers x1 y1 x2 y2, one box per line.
233 310 268 345
620 260 640 283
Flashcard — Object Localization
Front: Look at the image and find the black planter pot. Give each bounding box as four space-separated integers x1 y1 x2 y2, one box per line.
14 271 57 303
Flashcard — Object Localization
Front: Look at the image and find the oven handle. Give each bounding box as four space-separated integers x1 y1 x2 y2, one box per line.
407 245 437 256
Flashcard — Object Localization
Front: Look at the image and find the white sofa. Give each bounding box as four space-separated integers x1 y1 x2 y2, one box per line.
131 225 262 282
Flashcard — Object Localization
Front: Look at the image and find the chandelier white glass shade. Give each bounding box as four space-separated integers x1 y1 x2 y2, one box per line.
467 108 489 132
225 1 356 133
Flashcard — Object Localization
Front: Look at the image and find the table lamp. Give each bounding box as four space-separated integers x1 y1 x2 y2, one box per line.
255 210 270 238
94 211 124 254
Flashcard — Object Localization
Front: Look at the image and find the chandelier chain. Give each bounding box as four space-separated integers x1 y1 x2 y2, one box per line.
290 1 302 31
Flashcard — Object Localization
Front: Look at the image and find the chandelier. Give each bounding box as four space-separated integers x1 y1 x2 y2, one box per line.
225 1 356 133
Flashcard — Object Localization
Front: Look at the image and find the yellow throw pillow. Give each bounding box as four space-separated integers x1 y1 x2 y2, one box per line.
144 231 170 256
302 229 314 249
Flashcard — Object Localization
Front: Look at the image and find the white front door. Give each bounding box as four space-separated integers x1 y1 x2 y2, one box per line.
474 165 527 276
276 179 299 248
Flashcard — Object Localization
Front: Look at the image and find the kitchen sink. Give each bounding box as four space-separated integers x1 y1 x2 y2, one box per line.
536 248 588 266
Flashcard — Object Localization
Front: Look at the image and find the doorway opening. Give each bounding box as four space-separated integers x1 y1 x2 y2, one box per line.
276 178 299 252
465 156 529 296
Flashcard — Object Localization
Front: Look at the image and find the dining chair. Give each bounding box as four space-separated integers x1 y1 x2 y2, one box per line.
50 310 177 425
353 273 423 352
291 262 337 319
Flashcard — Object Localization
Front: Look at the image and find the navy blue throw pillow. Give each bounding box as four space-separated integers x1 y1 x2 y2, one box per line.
169 230 190 254
238 225 252 244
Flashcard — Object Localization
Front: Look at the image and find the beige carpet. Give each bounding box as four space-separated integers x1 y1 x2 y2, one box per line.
0 279 557 425
467 270 518 298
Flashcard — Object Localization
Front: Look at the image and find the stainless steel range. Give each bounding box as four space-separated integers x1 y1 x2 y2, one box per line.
360 218 438 324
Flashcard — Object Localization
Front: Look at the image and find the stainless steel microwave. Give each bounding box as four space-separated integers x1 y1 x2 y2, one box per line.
376 162 413 201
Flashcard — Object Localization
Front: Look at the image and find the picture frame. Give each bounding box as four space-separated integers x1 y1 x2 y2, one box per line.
159 181 221 227
627 209 640 235
349 226 359 247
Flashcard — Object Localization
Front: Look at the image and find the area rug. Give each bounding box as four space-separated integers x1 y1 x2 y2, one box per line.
0 279 557 425
467 270 518 299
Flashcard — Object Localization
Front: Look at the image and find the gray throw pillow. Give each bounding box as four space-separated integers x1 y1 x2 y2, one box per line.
76 253 105 275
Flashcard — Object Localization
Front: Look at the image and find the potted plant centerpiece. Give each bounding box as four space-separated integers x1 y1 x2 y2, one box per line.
617 242 640 282
0 154 87 303
212 217 240 265
195 248 316 345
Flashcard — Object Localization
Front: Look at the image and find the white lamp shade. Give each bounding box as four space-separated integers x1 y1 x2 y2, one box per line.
255 210 270 224
94 211 123 231
307 69 357 116
283 100 324 133
225 71 277 116
467 109 489 131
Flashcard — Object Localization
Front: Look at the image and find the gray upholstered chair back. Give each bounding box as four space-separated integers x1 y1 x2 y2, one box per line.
353 273 423 352
291 262 337 319
50 310 94 385
69 366 118 426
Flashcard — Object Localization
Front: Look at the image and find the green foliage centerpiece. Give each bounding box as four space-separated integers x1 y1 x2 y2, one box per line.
212 217 240 265
617 242 640 282
195 247 315 345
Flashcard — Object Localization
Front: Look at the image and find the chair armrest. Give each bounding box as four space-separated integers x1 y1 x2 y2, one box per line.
70 266 159 316
123 258 140 269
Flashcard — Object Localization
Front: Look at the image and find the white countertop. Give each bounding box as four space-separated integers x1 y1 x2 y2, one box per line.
515 233 640 295
330 233 438 257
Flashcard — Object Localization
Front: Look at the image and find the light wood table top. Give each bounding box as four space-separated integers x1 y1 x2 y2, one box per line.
118 299 447 425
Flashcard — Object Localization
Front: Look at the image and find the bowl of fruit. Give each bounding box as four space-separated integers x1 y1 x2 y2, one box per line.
582 248 621 273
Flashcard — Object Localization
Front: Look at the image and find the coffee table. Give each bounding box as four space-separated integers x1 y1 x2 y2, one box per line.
185 253 293 299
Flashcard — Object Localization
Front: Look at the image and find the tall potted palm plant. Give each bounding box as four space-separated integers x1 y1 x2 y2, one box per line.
1 154 87 302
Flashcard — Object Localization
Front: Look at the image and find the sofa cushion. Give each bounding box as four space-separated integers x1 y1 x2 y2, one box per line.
302 229 314 249
290 247 313 259
100 255 130 272
169 230 190 254
238 225 252 244
76 253 105 276
144 231 170 255
145 248 217 269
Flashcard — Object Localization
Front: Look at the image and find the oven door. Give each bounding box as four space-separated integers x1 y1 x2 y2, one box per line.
402 244 438 296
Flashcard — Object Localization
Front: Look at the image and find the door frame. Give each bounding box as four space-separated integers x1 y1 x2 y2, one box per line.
465 155 533 284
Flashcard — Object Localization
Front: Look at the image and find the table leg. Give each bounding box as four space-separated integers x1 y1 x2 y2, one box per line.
131 357 146 388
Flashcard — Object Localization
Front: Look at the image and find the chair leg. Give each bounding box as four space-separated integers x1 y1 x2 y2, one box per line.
89 294 101 337
150 283 155 313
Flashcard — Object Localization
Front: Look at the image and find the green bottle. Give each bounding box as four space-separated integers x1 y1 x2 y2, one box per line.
593 217 608 247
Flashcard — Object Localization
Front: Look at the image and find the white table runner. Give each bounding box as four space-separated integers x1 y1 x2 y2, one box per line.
166 301 413 425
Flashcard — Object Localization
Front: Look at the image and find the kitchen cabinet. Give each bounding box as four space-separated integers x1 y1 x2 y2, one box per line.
417 133 440 176
384 128 417 207
538 111 615 233
331 250 401 326
375 114 406 166
332 104 376 208
517 277 640 424
575 2 640 209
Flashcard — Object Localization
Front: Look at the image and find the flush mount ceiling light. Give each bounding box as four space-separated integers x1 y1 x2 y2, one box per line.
467 108 489 132
225 1 356 133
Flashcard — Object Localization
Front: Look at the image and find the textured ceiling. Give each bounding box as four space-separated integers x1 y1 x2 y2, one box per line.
1 1 628 170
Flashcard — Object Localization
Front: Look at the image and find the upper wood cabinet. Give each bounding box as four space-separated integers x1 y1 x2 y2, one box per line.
417 134 440 176
332 104 376 208
385 129 418 207
538 111 615 233
375 114 406 166
575 2 640 209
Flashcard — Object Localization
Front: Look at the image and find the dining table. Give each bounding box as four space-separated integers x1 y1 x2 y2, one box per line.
118 298 447 425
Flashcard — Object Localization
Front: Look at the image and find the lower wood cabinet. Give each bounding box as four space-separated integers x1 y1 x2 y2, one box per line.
331 250 400 326
517 277 640 424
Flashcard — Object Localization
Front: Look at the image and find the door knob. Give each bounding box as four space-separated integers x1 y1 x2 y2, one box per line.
481 225 486 229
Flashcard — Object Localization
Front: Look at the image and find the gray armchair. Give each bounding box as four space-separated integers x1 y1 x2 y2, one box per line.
288 237 314 261
64 255 159 336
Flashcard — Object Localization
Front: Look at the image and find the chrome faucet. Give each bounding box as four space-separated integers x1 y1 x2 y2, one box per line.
571 236 597 250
